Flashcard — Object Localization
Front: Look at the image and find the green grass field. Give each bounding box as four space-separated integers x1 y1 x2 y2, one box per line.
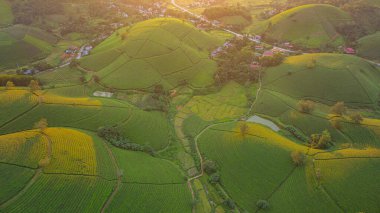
0 25 57 69
263 53 380 105
0 0 13 26
249 4 351 48
80 18 223 90
357 31 380 61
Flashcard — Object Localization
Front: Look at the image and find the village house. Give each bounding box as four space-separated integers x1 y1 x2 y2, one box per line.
344 47 356 54
262 50 274 57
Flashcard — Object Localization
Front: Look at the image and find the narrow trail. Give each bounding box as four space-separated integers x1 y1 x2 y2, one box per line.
0 133 52 209
101 142 122 213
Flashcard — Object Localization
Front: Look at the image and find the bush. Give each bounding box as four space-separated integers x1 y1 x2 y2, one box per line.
256 200 270 210
330 102 346 116
349 112 363 124
208 173 221 184
298 100 315 113
291 151 305 166
203 160 217 175
223 199 236 210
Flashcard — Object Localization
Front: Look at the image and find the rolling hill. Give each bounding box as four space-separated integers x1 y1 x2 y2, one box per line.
252 4 352 49
357 31 380 61
80 18 222 90
0 25 57 69
263 53 380 105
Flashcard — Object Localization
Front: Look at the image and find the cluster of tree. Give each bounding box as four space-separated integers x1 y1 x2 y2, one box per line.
202 6 252 22
309 130 332 149
203 160 221 184
259 52 284 67
214 38 260 85
298 100 316 114
97 126 155 156
0 75 35 87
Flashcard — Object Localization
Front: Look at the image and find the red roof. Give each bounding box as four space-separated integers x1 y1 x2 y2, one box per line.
344 47 355 54
263 51 274 57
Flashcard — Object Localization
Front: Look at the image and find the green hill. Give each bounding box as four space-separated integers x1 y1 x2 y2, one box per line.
357 31 380 61
80 18 222 90
263 53 380 105
0 0 13 26
0 25 57 69
254 4 352 49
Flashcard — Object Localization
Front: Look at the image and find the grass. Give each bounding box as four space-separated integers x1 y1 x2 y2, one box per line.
0 164 35 204
81 18 224 90
179 81 248 122
0 25 57 69
111 147 186 183
1 174 114 212
357 31 380 61
198 122 305 212
315 158 380 212
0 131 48 168
0 0 13 26
263 53 380 105
36 67 84 87
268 165 341 212
107 183 192 213
43 128 97 176
249 4 352 48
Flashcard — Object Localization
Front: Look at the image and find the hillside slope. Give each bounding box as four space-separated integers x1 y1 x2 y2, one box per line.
0 0 13 26
357 31 380 61
263 53 380 105
0 25 57 69
80 18 222 90
253 4 352 49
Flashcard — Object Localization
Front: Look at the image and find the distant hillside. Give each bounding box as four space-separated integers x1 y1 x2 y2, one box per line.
80 18 222 90
0 25 57 69
255 4 352 49
357 32 380 61
0 0 13 26
263 53 380 105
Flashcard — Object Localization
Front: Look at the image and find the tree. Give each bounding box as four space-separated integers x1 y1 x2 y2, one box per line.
203 160 217 175
208 173 221 184
330 102 346 116
331 118 342 130
298 100 315 113
34 118 48 133
291 151 305 166
5 81 15 89
256 200 270 210
240 123 249 137
29 80 41 92
223 199 236 210
349 112 363 124
310 130 331 149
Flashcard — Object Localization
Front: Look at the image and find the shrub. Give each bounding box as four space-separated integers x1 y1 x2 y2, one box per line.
256 200 270 210
310 130 331 149
298 100 315 113
223 199 236 210
203 160 217 175
208 173 221 184
291 151 305 166
349 112 363 124
330 102 346 116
